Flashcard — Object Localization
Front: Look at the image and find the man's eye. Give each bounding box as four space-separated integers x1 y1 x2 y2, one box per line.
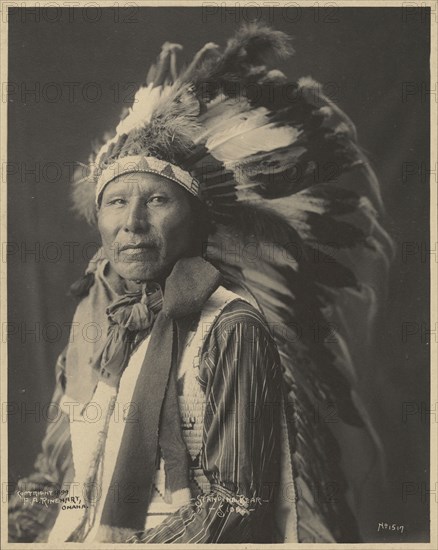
108 198 126 206
148 196 168 205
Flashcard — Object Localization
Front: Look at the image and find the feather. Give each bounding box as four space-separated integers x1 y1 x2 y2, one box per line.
239 144 308 175
179 42 221 84
207 123 301 164
224 22 294 64
298 77 357 141
196 104 267 144
114 84 201 165
71 169 97 225
187 23 294 105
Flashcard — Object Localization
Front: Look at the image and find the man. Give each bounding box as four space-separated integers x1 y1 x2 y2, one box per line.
47 169 287 543
9 24 392 543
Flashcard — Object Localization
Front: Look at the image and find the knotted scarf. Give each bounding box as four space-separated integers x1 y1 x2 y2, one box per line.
99 283 163 386
67 256 221 541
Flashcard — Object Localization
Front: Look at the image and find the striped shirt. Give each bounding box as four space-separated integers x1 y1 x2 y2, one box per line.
133 299 283 544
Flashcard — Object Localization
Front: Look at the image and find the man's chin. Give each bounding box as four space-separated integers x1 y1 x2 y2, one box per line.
115 262 168 284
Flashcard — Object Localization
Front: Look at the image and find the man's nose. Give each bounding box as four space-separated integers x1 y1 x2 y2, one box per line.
123 199 149 233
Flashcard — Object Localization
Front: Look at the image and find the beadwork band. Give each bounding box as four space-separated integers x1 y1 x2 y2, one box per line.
95 155 201 206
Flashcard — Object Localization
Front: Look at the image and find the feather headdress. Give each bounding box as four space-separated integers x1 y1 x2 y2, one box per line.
72 23 394 542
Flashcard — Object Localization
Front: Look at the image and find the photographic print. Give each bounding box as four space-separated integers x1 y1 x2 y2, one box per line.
1 1 436 546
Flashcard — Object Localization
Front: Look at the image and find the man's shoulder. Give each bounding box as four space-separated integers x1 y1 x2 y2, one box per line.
196 293 282 386
206 293 274 344
213 296 266 325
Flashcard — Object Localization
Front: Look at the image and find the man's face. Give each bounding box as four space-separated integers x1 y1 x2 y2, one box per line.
97 172 195 283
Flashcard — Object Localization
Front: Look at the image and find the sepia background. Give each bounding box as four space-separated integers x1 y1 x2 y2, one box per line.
7 6 430 542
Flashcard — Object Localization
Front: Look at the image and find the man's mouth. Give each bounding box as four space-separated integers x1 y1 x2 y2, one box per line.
119 243 155 252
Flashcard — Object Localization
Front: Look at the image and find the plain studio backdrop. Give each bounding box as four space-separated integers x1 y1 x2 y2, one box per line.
7 6 430 542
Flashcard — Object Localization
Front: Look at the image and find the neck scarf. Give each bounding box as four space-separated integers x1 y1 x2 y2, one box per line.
99 282 164 386
67 256 221 541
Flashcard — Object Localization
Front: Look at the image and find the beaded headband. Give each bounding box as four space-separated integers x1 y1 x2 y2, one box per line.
95 155 201 206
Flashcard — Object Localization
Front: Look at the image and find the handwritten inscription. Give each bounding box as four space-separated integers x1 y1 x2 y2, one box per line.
17 489 88 510
377 522 405 534
194 493 264 517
